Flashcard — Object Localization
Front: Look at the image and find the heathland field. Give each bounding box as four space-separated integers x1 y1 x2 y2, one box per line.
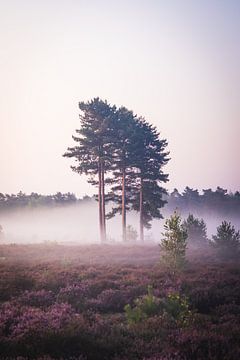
0 243 239 360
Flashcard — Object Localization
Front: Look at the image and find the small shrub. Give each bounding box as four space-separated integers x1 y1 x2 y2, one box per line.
124 286 161 325
162 293 192 326
124 284 193 328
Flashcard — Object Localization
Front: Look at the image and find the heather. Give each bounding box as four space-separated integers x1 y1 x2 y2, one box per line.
0 244 239 359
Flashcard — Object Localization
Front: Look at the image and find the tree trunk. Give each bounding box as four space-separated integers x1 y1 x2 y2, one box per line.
98 159 103 242
140 177 144 242
122 168 126 242
101 160 106 242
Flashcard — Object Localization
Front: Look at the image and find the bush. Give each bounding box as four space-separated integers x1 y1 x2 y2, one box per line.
124 285 192 327
124 286 161 325
162 293 192 326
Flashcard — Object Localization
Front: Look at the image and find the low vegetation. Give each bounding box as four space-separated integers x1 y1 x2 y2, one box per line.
0 238 239 359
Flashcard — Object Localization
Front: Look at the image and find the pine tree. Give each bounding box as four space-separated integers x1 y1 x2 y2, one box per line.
211 221 240 260
131 118 169 241
160 211 188 273
64 99 169 243
106 107 139 241
182 214 208 246
63 98 116 242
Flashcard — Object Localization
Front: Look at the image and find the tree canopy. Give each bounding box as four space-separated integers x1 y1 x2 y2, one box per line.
63 98 169 242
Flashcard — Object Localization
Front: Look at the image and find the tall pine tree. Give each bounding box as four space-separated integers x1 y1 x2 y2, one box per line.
131 118 169 241
63 98 116 242
64 99 169 243
106 107 139 242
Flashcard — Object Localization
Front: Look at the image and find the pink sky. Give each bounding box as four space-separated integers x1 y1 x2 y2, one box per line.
0 0 239 196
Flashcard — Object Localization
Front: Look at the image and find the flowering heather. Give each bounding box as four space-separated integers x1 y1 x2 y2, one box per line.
18 289 55 308
0 243 239 359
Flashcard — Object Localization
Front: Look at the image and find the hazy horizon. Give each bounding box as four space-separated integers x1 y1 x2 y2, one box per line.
1 0 239 197
1 201 239 245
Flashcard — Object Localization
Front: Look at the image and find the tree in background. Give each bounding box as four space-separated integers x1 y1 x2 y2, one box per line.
166 187 240 219
1 188 240 219
0 192 78 211
63 98 116 243
183 214 208 246
211 221 240 260
202 187 228 215
160 211 188 273
181 187 200 213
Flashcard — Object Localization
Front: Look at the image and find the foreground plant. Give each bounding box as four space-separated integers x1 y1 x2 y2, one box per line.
124 285 192 327
162 293 193 326
160 211 188 274
124 285 160 324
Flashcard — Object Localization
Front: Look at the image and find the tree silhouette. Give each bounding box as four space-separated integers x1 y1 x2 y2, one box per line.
106 106 139 241
183 214 208 246
63 99 169 243
131 119 169 241
211 221 240 260
63 98 116 242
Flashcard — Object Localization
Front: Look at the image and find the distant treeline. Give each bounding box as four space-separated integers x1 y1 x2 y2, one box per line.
0 186 239 217
166 186 240 218
0 191 91 211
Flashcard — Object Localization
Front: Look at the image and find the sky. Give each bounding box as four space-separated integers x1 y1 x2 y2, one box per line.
0 0 239 197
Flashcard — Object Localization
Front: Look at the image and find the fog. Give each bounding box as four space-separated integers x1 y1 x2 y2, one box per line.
0 201 239 245
0 202 130 244
1 203 98 244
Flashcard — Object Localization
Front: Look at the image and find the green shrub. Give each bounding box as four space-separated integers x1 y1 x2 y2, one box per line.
124 285 192 327
162 293 192 326
160 211 188 273
124 285 161 325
